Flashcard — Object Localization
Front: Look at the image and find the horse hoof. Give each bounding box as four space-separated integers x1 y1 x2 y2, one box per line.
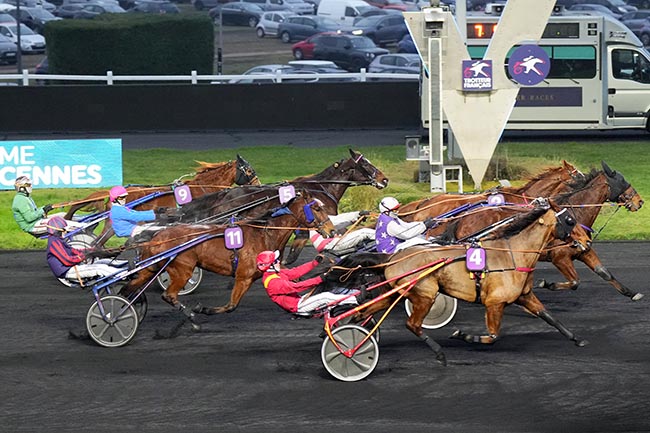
436 352 447 367
450 330 463 340
191 323 201 332
575 339 588 347
631 293 644 301
535 279 547 289
192 303 204 314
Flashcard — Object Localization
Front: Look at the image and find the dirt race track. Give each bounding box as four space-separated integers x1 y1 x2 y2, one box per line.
1 242 649 433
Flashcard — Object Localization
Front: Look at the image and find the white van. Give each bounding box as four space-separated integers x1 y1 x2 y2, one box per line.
317 0 377 26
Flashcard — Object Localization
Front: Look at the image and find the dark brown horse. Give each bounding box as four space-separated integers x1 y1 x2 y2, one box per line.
398 160 584 222
377 203 588 364
281 149 389 265
124 190 336 321
63 155 260 219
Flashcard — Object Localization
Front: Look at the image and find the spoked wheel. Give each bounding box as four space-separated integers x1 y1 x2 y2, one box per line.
86 295 139 348
115 283 148 324
321 324 379 382
157 267 203 296
405 293 457 329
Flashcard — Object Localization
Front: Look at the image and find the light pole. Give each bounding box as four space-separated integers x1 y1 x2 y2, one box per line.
217 8 223 74
15 0 22 74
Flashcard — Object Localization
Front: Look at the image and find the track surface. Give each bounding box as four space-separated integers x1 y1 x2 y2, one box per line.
1 242 649 433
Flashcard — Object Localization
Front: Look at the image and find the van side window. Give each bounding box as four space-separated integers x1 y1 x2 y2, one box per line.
612 49 650 84
344 6 357 17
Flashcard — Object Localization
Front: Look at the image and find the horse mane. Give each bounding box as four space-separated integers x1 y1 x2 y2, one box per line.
194 160 230 173
290 159 345 183
483 206 549 240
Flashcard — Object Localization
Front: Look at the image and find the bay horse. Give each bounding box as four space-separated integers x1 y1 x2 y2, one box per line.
373 202 587 364
63 154 260 220
123 190 336 321
280 149 389 265
398 160 584 222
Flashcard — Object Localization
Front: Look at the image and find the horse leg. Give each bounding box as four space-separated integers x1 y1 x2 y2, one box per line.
515 290 588 347
159 268 202 334
536 249 580 292
405 295 447 366
450 303 504 344
283 230 309 265
580 249 644 301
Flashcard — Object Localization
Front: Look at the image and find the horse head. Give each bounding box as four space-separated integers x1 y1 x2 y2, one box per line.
335 149 389 189
601 161 643 211
288 192 336 239
235 154 260 186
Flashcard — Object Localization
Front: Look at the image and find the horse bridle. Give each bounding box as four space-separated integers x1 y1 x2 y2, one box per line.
235 159 258 186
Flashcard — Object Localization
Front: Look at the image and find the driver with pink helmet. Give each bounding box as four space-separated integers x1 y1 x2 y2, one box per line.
108 185 178 240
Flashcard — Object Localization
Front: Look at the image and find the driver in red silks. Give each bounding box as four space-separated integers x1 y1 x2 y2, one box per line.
257 250 363 316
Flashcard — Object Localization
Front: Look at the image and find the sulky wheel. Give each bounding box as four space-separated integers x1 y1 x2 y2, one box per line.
68 231 98 255
405 293 457 329
86 295 139 348
321 324 379 382
157 266 203 296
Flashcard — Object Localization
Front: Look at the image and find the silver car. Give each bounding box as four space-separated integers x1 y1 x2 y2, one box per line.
256 11 295 38
368 53 421 74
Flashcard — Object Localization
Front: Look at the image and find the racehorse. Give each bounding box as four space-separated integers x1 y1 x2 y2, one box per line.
123 190 336 321
398 160 584 222
334 201 588 364
281 149 389 264
63 155 260 219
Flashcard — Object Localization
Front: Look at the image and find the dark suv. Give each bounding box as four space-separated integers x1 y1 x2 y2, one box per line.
311 33 389 71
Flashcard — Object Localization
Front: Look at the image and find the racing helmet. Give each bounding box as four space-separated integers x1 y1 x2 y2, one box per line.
256 250 280 272
109 185 128 202
14 176 32 193
47 216 67 235
379 196 400 213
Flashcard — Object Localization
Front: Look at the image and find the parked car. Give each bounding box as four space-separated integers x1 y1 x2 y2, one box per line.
568 3 623 19
350 14 407 46
8 7 61 33
311 33 388 71
278 15 342 43
633 21 650 46
396 32 415 53
129 0 179 13
229 64 320 83
209 2 265 27
364 0 417 11
574 0 637 14
620 10 650 36
626 0 650 9
192 0 227 11
0 33 17 65
3 0 56 13
54 3 87 17
0 12 17 23
256 10 295 38
316 0 378 27
234 0 313 15
291 32 331 59
0 22 45 53
73 2 125 18
368 52 419 73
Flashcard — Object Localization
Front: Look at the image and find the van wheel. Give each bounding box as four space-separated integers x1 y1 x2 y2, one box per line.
293 48 304 60
281 31 291 43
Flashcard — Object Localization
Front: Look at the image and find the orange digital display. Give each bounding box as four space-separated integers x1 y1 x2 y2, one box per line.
467 23 498 39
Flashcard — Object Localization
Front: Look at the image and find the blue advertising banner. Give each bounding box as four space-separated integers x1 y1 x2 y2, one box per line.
515 87 583 107
0 139 122 189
